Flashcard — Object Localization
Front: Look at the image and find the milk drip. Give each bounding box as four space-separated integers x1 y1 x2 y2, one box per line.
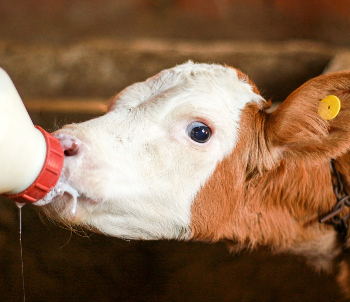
0 68 64 203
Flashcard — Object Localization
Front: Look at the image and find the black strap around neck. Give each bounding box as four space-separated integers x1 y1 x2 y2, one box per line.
319 160 350 239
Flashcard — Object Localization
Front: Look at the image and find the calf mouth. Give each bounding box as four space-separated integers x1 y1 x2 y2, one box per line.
37 177 81 222
36 130 88 221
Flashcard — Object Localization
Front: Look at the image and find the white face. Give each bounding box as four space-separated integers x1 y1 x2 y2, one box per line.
39 62 263 240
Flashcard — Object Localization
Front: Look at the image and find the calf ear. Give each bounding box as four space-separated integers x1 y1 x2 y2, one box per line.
267 71 350 160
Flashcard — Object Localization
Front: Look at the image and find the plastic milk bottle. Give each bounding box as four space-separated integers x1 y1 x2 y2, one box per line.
0 68 64 204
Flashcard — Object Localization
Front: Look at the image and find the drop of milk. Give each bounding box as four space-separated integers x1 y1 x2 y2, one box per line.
13 175 80 302
35 175 80 216
16 202 26 209
17 206 26 302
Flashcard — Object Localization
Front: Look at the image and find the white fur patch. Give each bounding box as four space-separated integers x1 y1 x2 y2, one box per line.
39 62 264 240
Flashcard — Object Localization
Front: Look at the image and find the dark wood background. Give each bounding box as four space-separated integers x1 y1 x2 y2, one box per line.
0 1 349 301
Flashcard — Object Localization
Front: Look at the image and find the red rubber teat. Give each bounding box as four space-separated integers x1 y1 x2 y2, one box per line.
4 126 64 203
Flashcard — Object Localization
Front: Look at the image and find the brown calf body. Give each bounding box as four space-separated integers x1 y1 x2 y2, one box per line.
191 70 350 297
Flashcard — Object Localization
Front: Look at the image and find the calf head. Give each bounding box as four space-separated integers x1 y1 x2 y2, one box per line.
39 62 350 268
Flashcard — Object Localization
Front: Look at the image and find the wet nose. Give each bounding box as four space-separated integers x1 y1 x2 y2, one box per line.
55 133 81 156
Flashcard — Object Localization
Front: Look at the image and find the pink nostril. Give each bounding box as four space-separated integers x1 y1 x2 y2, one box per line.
64 142 79 156
55 133 81 157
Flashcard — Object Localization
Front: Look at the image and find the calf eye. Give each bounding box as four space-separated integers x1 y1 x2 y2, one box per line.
187 122 212 143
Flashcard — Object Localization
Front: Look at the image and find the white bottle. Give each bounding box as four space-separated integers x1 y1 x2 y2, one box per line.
0 68 64 203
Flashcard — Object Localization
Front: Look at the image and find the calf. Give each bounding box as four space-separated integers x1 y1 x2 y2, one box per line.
39 62 350 296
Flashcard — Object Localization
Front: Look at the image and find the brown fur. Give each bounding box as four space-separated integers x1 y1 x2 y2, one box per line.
231 66 261 96
190 71 350 297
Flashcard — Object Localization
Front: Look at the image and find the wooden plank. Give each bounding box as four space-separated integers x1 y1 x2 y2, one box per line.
23 98 108 114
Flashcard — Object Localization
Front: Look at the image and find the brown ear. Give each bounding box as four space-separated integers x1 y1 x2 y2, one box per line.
266 71 350 160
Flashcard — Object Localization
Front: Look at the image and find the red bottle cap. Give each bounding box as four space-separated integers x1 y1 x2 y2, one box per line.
5 126 64 203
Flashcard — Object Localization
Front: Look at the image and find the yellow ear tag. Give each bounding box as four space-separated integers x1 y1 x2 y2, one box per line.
318 95 341 120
